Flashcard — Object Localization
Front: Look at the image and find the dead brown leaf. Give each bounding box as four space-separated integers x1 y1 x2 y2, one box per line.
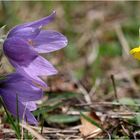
79 112 102 138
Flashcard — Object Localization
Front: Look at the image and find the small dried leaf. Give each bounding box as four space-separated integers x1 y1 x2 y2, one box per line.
80 112 102 138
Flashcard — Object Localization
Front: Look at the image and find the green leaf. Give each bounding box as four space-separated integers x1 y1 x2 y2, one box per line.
135 114 140 125
44 92 79 105
118 98 136 106
0 97 21 139
46 114 80 123
33 102 63 116
131 114 140 125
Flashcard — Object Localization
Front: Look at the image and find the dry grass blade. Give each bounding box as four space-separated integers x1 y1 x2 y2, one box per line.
114 24 130 59
20 123 46 140
69 71 92 104
86 33 99 66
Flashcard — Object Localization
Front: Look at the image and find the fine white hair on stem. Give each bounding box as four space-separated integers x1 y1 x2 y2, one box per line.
21 102 28 140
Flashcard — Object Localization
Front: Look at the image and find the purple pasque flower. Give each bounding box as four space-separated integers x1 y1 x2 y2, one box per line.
3 37 56 87
3 11 68 87
0 72 43 125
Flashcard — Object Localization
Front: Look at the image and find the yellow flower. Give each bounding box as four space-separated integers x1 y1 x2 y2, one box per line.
130 46 140 60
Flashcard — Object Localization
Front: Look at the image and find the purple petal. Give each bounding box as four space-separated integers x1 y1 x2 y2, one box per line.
21 56 57 76
10 56 57 88
1 92 38 125
8 27 40 39
3 37 38 66
22 101 37 111
7 63 48 88
33 30 68 53
24 11 56 28
8 11 56 38
2 73 43 102
16 69 48 88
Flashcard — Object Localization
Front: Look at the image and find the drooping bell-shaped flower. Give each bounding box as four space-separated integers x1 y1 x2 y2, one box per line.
0 72 43 125
3 11 68 87
3 36 57 87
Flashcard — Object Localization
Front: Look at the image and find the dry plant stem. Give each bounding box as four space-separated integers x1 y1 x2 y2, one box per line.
105 130 111 140
78 83 92 104
86 33 99 66
41 129 78 134
31 126 79 134
111 68 140 92
65 135 82 140
21 121 24 140
110 72 137 111
89 78 100 97
68 110 139 119
121 124 130 136
102 111 140 119
77 112 135 120
133 130 140 140
122 119 140 129
114 24 130 59
40 119 44 134
20 123 46 140
110 74 119 102
75 101 140 107
69 71 92 104
21 103 29 140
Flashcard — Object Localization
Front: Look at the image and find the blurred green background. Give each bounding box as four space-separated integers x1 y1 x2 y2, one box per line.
1 1 140 99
